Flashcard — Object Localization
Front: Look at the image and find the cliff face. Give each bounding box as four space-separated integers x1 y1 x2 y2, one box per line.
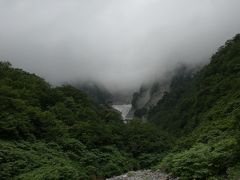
130 81 169 118
130 65 197 119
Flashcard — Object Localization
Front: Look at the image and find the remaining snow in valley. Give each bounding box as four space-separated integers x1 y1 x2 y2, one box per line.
112 104 132 120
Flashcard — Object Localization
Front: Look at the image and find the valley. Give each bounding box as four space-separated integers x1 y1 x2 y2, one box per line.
112 104 132 121
0 2 240 178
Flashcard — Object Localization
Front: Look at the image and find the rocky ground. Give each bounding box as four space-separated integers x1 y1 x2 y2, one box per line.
106 170 178 180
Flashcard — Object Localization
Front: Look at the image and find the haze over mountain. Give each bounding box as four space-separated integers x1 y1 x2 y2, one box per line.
1 0 240 92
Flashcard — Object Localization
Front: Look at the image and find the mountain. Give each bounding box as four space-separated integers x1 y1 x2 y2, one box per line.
111 91 133 104
129 81 169 119
0 61 172 179
130 65 198 119
74 82 133 105
74 81 113 104
149 34 240 179
1 34 240 180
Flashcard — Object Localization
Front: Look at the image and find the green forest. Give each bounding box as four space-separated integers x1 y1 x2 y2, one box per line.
1 34 240 179
0 61 172 179
149 34 240 179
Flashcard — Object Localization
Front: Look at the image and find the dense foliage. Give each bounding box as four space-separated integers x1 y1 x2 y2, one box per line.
1 34 240 180
0 62 172 179
149 34 240 179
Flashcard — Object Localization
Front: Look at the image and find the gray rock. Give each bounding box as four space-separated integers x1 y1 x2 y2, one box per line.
106 170 178 180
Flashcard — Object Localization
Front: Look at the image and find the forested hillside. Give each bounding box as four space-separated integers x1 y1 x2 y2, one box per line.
1 34 240 180
149 34 240 179
74 82 113 104
0 62 172 179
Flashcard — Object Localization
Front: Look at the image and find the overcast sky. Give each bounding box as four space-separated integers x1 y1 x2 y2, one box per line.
0 0 240 92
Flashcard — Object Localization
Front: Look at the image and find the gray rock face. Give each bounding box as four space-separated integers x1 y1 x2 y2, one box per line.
106 170 178 180
129 81 170 119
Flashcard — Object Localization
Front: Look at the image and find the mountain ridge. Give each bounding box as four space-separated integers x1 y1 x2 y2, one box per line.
148 34 240 179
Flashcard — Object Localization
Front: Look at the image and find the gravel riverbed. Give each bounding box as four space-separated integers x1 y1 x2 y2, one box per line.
106 170 178 180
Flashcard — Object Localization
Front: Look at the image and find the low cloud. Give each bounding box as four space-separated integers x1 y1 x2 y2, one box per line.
0 0 240 92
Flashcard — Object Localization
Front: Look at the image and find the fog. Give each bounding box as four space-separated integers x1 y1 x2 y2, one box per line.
0 0 240 92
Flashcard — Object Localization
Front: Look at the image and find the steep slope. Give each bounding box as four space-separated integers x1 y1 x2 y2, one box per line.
130 81 170 119
149 34 240 179
130 66 197 119
0 62 172 179
74 81 113 104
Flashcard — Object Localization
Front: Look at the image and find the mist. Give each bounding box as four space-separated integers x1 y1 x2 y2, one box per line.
0 0 240 92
